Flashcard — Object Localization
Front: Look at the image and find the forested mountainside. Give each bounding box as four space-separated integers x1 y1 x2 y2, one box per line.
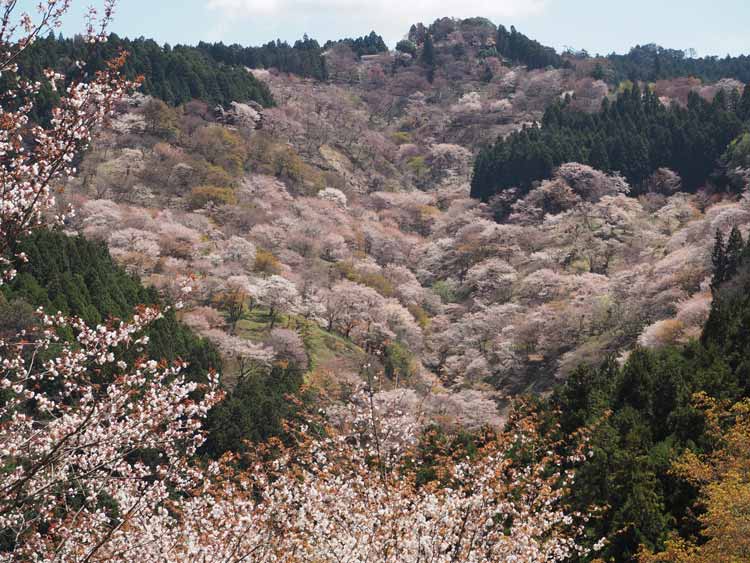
4 5 750 561
603 44 750 84
2 33 275 111
472 84 750 202
0 231 220 381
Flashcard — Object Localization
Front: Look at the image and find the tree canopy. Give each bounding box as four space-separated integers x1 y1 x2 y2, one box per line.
324 31 388 58
1 32 275 112
197 35 328 80
1 230 220 381
547 226 750 561
606 44 750 84
495 24 569 70
471 84 747 201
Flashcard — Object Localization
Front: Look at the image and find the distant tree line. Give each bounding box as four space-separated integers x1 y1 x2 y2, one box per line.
0 33 275 113
472 83 750 201
197 34 328 80
324 31 388 58
606 43 750 84
495 24 569 70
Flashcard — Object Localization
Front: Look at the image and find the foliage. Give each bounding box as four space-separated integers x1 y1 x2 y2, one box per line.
495 24 569 70
188 185 237 209
200 389 599 562
2 230 220 380
606 44 750 85
142 98 178 138
382 340 417 384
2 33 275 110
420 33 436 83
722 131 750 169
0 6 223 559
254 248 283 276
549 229 750 561
201 364 306 457
197 34 328 80
324 31 388 58
191 125 249 174
472 84 745 201
638 396 750 563
396 40 417 57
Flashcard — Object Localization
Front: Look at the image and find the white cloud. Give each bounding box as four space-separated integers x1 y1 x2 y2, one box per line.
206 0 550 45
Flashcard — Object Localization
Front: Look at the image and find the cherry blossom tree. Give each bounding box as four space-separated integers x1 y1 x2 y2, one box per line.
258 274 300 328
0 6 606 559
264 327 308 369
0 0 131 283
0 307 224 561
204 328 276 378
464 257 518 304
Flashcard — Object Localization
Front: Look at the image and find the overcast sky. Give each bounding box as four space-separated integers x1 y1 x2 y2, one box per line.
24 0 750 57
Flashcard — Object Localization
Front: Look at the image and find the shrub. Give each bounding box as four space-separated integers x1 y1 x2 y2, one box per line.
254 249 283 276
188 185 237 209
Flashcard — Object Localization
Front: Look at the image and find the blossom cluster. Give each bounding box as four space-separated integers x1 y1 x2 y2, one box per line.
0 0 132 283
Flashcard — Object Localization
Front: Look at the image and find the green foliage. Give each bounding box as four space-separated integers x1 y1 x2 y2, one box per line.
420 34 436 83
395 40 417 57
710 226 746 293
2 32 275 110
606 44 750 85
391 131 412 144
406 155 430 179
382 341 417 383
1 230 220 381
188 185 237 209
197 35 328 80
471 85 744 201
431 280 459 303
324 31 388 58
495 24 569 70
591 62 607 80
722 131 750 169
142 98 179 139
549 244 750 560
191 125 248 176
740 84 750 121
0 295 37 336
201 364 306 458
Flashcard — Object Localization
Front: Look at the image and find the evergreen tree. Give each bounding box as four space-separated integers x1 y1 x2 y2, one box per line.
471 84 744 201
2 231 220 381
740 83 750 121
325 31 388 58
421 34 436 83
201 364 306 458
725 225 744 281
480 64 493 83
711 229 727 292
606 44 750 85
591 62 606 80
395 39 417 57
3 34 276 110
495 24 568 70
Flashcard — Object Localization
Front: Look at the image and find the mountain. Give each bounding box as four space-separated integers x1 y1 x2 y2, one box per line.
5 11 750 562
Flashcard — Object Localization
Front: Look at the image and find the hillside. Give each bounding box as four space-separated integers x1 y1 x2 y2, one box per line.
4 6 750 562
49 17 746 422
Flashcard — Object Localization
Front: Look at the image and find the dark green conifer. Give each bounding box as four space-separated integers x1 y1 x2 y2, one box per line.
421 33 436 83
711 228 727 291
725 225 744 280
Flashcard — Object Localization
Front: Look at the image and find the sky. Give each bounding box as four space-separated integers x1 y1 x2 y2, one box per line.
22 0 750 57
